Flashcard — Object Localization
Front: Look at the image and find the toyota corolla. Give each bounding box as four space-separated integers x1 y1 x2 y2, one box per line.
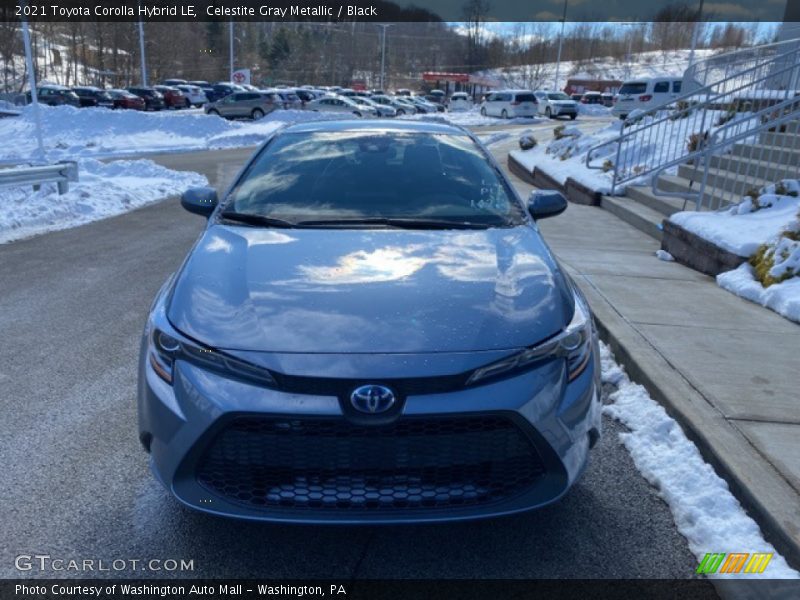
137 120 602 523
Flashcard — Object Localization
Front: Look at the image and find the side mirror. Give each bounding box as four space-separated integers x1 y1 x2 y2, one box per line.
528 190 568 220
181 187 218 218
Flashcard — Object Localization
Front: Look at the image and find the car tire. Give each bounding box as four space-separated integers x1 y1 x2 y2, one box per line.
570 114 577 120
208 109 220 117
501 109 508 119
185 99 191 108
480 107 487 116
252 108 264 120
545 107 552 118
397 109 405 115
353 111 362 117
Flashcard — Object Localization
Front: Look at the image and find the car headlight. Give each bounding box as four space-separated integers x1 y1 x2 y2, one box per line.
148 325 277 388
466 291 593 386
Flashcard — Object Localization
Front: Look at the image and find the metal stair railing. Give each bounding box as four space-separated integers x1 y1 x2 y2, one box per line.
650 94 800 212
585 38 800 197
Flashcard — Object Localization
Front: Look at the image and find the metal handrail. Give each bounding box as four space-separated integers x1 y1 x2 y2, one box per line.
584 38 800 197
650 95 800 211
0 161 79 194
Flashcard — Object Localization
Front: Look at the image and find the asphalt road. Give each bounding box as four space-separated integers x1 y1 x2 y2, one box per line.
0 120 708 581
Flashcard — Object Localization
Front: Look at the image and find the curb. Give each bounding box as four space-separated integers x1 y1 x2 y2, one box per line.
507 153 601 206
661 220 747 276
571 271 800 571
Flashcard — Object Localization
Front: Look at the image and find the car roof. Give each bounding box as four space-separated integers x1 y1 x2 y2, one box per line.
281 120 468 135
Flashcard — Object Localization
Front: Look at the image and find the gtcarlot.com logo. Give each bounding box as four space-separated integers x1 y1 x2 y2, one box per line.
15 554 195 573
696 552 773 575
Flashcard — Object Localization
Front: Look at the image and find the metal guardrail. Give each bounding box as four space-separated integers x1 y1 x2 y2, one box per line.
650 95 800 211
585 38 800 198
0 161 79 194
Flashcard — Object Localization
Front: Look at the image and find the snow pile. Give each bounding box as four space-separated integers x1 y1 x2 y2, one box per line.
655 249 675 262
0 158 207 244
672 180 800 323
600 342 799 579
400 108 542 127
578 103 612 116
0 105 337 161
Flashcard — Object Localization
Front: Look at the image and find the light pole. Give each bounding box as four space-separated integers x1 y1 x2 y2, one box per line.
687 0 705 68
137 2 147 85
553 0 568 91
375 24 393 91
21 6 45 160
229 20 235 82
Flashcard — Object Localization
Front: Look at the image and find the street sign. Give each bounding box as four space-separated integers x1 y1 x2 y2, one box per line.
232 69 251 86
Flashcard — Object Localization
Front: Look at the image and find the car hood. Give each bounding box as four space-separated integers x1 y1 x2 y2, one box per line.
168 225 574 354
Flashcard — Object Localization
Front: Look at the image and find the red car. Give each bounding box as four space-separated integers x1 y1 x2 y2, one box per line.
108 89 146 110
154 85 186 109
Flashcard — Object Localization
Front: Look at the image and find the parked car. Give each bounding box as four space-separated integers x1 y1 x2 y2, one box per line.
139 120 601 523
153 85 187 109
480 90 538 119
534 90 578 120
395 88 412 96
127 87 165 111
601 93 615 107
28 85 80 107
72 86 114 109
274 90 303 110
408 96 439 114
205 91 278 120
612 77 682 119
370 94 416 116
581 91 603 104
356 97 397 117
570 93 583 102
108 89 146 110
306 95 378 117
162 78 187 87
294 89 319 104
448 92 473 112
423 95 447 111
209 83 242 103
394 96 422 114
175 84 208 108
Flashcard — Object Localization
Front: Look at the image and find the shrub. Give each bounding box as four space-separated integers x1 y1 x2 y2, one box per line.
518 134 537 150
553 125 566 140
602 159 614 173
687 131 708 153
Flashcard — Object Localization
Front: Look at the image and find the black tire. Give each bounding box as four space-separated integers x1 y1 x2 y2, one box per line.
185 98 191 108
480 106 487 116
545 107 552 118
570 114 577 120
251 108 264 120
208 109 220 117
397 109 405 115
353 111 362 117
501 109 508 119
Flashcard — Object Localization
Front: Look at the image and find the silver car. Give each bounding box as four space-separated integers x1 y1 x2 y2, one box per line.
306 95 378 117
204 91 278 120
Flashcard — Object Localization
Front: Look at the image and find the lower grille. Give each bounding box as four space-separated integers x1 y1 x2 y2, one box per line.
195 415 546 511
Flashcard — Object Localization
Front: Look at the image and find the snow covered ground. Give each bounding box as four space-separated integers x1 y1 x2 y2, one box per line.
399 108 543 127
600 342 799 580
0 105 339 162
0 158 206 244
671 180 800 323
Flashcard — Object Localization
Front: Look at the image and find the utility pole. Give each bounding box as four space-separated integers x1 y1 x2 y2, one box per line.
21 8 45 160
553 0 568 91
376 24 393 91
137 1 147 85
229 20 235 82
687 0 705 68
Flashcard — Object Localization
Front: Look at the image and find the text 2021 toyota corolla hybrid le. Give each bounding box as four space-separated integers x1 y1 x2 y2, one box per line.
138 120 602 523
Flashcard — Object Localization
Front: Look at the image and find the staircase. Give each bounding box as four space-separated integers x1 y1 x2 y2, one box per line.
586 38 800 241
605 118 800 240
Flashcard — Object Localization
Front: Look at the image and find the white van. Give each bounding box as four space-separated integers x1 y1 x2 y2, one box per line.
612 77 683 119
448 92 472 112
480 90 538 118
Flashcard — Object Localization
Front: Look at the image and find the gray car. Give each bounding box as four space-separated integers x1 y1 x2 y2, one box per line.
205 91 278 120
138 120 602 524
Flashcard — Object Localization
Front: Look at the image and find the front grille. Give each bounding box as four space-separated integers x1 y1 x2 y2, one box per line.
195 415 546 512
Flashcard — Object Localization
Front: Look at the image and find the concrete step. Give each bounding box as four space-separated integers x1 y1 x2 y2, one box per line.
624 185 691 217
656 173 735 210
709 154 800 184
731 143 800 166
677 164 769 199
760 131 800 147
600 195 664 241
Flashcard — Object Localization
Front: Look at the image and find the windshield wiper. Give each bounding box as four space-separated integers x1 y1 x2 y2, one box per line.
219 211 296 228
294 217 501 230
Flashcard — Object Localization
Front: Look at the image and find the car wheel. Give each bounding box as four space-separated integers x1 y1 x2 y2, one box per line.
570 114 577 120
545 107 552 118
501 109 508 119
353 111 362 117
480 107 487 116
208 109 220 117
397 109 405 115
252 108 264 120
185 99 191 108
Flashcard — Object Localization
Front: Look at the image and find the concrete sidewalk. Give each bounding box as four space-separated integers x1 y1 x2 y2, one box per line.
502 158 800 568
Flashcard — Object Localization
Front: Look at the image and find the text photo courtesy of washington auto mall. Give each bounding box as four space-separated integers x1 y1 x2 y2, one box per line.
1 0 800 599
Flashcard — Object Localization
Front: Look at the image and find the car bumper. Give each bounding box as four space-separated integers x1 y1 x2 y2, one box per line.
138 300 602 524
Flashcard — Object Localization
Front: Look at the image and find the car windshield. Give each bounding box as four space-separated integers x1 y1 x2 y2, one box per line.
223 131 524 228
547 93 570 100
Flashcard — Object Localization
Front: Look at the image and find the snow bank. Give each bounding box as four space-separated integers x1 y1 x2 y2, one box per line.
399 108 542 127
577 103 612 116
718 264 800 323
0 158 207 244
0 105 337 161
600 342 799 579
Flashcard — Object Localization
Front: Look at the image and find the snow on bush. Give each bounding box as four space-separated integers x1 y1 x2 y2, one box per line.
0 158 207 244
600 342 799 579
518 131 537 150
